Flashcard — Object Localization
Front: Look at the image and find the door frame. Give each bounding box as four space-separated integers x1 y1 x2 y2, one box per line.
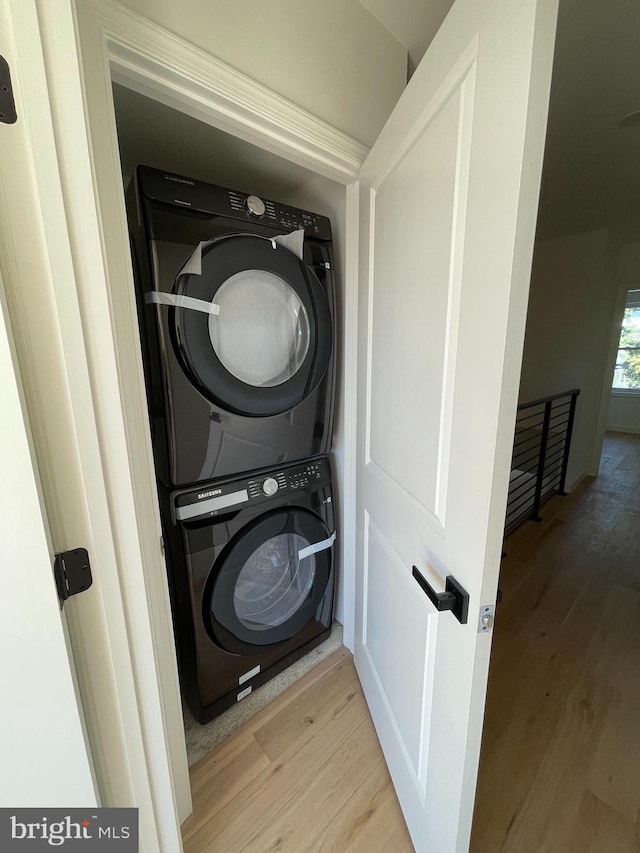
590 261 640 470
31 0 365 836
2 0 184 846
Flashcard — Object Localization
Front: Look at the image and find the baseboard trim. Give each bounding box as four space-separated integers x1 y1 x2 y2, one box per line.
606 424 640 435
566 473 589 492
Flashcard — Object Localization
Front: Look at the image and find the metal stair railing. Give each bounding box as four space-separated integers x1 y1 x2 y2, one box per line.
505 388 580 535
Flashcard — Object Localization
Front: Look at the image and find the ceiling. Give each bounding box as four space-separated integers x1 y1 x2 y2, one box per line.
357 0 453 74
536 0 640 239
114 0 640 244
359 0 640 240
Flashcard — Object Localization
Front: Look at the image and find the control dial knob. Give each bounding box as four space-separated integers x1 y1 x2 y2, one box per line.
246 195 266 218
262 477 278 497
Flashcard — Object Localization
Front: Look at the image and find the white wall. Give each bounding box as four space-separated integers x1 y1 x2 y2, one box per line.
608 394 640 433
358 0 454 73
118 0 408 146
518 228 612 487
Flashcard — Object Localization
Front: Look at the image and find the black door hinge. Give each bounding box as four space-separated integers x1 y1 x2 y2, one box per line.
0 56 17 124
54 548 93 604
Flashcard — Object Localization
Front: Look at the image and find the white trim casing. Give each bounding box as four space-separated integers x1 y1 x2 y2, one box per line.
340 181 360 652
21 1 183 848
85 0 368 182
30 0 365 844
2 0 136 817
590 246 640 474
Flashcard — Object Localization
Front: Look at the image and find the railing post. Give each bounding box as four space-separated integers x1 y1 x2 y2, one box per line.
558 391 579 495
531 400 552 522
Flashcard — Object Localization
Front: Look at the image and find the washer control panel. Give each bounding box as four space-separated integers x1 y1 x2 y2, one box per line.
245 195 266 217
286 460 323 491
173 457 332 521
262 477 279 496
247 458 328 501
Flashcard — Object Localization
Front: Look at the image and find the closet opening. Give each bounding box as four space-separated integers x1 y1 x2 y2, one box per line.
110 78 354 808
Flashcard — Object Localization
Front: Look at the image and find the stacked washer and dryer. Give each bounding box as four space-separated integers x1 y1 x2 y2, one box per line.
128 166 337 722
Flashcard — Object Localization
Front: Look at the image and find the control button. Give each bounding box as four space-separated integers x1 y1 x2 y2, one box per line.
262 477 278 497
246 195 266 217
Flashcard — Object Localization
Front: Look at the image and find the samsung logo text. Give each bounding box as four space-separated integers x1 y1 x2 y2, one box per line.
198 488 222 500
164 174 194 185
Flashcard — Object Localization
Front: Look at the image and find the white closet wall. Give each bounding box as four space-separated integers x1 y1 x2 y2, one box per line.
281 176 351 624
116 0 407 146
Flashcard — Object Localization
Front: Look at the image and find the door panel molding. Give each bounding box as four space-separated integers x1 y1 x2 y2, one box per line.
365 461 445 537
361 514 437 800
434 62 476 524
364 59 476 531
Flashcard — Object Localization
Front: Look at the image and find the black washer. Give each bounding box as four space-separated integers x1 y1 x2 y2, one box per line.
159 455 336 723
204 508 331 651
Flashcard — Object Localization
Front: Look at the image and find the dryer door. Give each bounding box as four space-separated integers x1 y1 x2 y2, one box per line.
205 508 333 652
171 235 332 416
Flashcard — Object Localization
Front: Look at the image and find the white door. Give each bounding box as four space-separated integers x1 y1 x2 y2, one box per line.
0 0 94 808
0 279 96 806
355 0 558 850
0 3 186 845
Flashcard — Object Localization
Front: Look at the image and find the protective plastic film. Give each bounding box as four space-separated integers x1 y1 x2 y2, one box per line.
233 532 316 629
207 270 310 387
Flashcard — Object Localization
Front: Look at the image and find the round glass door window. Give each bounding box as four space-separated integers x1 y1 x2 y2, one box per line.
233 532 315 630
171 234 333 417
205 507 332 649
208 271 310 387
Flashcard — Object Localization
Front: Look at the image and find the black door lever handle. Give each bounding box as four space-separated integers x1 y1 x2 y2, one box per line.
412 566 469 624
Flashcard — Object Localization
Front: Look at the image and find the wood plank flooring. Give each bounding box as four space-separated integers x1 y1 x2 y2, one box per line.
471 432 640 852
182 646 414 852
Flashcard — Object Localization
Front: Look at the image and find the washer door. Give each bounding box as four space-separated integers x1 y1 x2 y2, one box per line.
172 235 332 416
205 509 332 651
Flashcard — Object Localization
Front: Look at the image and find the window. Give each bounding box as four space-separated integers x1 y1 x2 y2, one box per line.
612 288 640 391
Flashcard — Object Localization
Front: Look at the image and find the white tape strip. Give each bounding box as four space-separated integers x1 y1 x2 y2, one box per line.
179 240 215 276
275 228 305 260
298 530 336 561
175 229 306 282
146 292 220 315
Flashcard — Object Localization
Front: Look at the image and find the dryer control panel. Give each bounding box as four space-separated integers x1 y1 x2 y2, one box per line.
173 456 331 522
139 165 332 240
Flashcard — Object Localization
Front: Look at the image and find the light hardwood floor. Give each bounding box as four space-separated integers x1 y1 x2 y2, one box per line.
182 433 640 852
471 432 640 852
181 646 414 852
